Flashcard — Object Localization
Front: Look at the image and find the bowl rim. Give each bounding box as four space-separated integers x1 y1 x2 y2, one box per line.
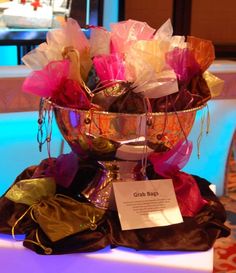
43 98 206 117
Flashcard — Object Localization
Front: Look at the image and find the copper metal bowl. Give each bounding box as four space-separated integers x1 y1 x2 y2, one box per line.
43 99 204 209
44 99 203 161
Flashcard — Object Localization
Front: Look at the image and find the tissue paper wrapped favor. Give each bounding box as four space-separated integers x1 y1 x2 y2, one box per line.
125 43 179 99
92 53 128 110
23 60 70 97
148 140 193 178
151 35 216 112
187 36 215 72
110 19 155 54
153 18 173 40
23 60 91 109
127 40 168 73
93 53 125 83
22 18 92 83
90 26 111 57
153 19 187 52
91 19 186 113
110 19 180 102
203 71 224 98
166 47 200 85
148 140 207 217
22 18 222 114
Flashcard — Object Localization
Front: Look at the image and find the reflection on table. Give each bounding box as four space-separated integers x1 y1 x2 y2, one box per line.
0 233 213 273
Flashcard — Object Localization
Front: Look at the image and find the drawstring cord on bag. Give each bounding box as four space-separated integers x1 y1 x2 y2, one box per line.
11 194 99 255
11 204 52 254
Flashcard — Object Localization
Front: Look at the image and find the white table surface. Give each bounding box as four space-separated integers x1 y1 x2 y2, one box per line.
0 234 213 273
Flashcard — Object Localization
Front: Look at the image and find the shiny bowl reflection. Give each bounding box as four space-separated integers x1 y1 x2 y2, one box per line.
44 99 203 161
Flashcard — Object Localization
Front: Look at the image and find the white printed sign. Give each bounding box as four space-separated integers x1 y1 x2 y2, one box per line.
113 179 183 230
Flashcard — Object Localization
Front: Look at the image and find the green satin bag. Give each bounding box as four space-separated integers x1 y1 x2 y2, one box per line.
5 177 56 205
32 194 105 242
5 177 105 242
